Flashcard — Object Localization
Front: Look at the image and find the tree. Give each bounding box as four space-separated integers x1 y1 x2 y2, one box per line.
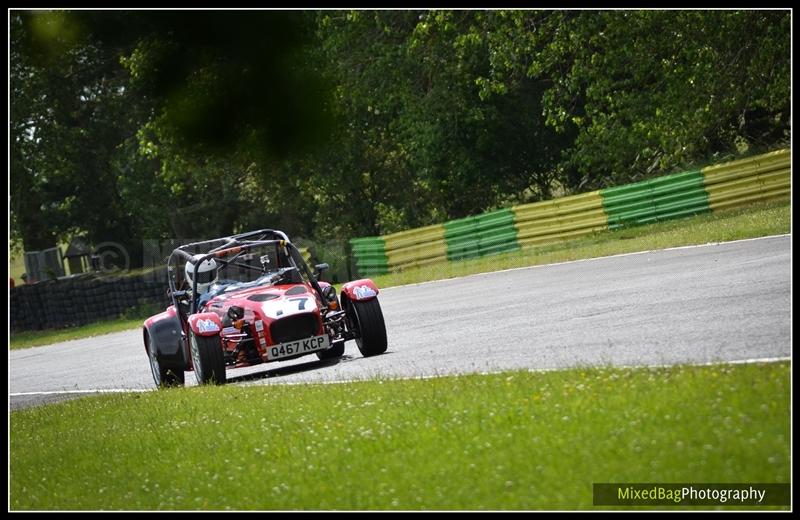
10 9 791 254
520 10 790 187
11 10 334 260
11 11 144 254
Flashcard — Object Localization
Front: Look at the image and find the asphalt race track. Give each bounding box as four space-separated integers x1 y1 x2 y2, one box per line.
9 235 791 410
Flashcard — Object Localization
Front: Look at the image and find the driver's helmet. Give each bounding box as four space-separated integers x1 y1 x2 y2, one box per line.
185 254 218 294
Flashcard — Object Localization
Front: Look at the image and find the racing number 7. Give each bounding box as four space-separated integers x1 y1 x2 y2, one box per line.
289 297 307 311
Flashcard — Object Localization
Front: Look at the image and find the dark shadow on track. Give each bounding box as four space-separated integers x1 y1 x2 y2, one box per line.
225 351 395 384
225 357 342 384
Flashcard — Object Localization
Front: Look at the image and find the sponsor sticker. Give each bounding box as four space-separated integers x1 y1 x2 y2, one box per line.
353 285 377 299
197 318 220 333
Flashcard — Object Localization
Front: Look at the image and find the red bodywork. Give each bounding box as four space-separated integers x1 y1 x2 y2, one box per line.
143 229 388 388
206 281 328 368
145 280 335 371
340 279 380 302
144 304 178 329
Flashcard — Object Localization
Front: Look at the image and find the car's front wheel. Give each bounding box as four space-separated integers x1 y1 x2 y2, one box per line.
147 330 185 388
348 297 388 357
189 331 226 385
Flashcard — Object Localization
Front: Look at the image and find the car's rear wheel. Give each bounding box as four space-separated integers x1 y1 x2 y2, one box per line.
316 341 345 360
349 298 388 357
147 330 185 388
189 331 226 385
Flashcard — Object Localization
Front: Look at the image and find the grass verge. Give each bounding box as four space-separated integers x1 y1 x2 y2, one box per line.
9 200 790 349
9 301 161 350
10 361 790 510
9 317 149 350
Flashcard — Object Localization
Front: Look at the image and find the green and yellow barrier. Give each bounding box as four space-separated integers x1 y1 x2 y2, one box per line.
600 169 710 229
701 149 790 212
349 149 790 277
350 236 388 276
298 247 313 267
445 208 519 261
513 190 607 248
384 224 447 270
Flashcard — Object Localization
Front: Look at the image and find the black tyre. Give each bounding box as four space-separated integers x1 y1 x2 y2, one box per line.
189 331 227 385
147 330 185 388
316 341 345 360
349 297 388 357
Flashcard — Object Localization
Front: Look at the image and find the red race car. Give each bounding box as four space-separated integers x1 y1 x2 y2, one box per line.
144 229 387 387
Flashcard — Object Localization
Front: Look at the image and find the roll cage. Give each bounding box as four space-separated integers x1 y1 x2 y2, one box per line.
167 229 326 315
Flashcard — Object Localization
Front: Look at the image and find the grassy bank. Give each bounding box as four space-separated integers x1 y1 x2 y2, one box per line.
10 200 790 350
10 361 790 510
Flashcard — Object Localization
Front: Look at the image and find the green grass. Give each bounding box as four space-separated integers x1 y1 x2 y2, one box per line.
9 301 161 350
9 317 149 350
10 361 790 510
10 200 790 349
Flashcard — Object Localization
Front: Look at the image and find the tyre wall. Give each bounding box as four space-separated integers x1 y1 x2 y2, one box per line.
10 271 171 332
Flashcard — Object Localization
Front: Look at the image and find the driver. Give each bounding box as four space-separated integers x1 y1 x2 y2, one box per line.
185 254 220 309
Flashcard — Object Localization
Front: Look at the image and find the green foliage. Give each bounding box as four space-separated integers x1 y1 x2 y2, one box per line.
11 12 141 251
10 10 790 254
507 11 791 188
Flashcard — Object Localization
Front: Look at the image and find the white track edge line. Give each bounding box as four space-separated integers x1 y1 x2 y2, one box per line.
9 356 790 396
10 388 153 396
260 355 792 387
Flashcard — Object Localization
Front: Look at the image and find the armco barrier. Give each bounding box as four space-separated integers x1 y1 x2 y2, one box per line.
300 247 313 267
701 149 790 212
445 208 518 261
350 236 388 276
348 148 789 278
512 190 608 248
600 169 710 229
384 223 447 270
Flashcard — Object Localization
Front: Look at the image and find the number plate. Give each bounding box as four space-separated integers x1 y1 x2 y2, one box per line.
267 334 331 361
